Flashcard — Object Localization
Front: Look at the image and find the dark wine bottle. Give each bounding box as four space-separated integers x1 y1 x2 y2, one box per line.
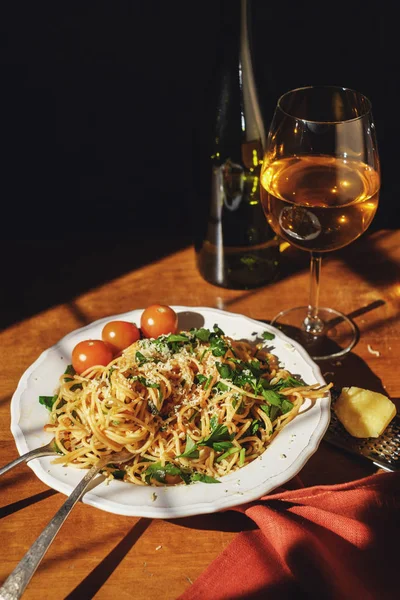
192 0 280 290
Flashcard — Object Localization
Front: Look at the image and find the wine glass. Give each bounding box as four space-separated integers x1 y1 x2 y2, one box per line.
260 85 380 360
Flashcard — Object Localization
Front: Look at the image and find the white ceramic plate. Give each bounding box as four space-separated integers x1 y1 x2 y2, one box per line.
10 306 330 518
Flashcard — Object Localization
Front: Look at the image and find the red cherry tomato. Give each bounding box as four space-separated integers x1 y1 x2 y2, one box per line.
140 304 178 338
101 320 141 354
71 340 114 375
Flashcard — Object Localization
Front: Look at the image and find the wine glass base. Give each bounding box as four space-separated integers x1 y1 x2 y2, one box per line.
270 306 359 361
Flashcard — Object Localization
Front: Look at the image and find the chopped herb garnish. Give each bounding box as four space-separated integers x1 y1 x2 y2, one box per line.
201 423 234 447
272 375 306 390
213 381 230 392
209 336 228 357
195 374 208 385
215 447 240 463
165 333 190 343
204 375 213 390
260 403 280 421
212 441 235 453
199 348 208 363
188 409 198 422
144 462 188 485
192 328 211 342
281 398 294 414
177 435 200 459
135 351 148 366
209 415 218 430
216 362 233 380
39 395 58 410
176 420 234 460
249 419 261 435
191 473 220 483
261 389 285 406
213 324 225 336
143 462 219 485
262 331 275 341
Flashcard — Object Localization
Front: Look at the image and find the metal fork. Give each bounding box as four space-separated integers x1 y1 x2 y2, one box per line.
0 449 133 600
0 439 59 477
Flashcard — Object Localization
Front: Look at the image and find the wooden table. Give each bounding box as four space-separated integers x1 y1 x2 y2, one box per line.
1 229 399 599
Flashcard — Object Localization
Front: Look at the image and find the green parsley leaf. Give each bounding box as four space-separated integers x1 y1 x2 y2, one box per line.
165 333 190 343
213 324 225 336
200 423 234 447
135 351 148 366
281 398 295 414
272 375 306 390
188 409 198 422
199 348 208 363
209 415 218 430
138 376 160 390
262 331 275 341
144 462 184 485
216 362 233 380
213 381 230 392
192 328 211 342
261 389 284 406
215 447 240 463
177 435 199 459
204 375 213 390
212 441 234 453
260 403 280 421
249 419 261 435
39 395 58 410
209 336 228 357
190 473 220 484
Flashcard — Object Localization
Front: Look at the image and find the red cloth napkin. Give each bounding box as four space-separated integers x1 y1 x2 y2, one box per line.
178 471 400 600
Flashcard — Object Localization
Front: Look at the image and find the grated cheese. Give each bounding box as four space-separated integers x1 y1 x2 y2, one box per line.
367 344 380 357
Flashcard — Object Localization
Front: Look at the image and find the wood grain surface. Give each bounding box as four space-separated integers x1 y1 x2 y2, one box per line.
1 229 399 599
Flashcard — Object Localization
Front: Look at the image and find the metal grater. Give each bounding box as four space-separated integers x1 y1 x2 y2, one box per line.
324 391 400 472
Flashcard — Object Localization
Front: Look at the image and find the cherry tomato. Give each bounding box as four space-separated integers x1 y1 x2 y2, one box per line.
71 339 114 375
140 304 178 338
101 320 141 354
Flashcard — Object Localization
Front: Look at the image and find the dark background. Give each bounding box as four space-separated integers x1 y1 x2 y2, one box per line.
0 0 398 326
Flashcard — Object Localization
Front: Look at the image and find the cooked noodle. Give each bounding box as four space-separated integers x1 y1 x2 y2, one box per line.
43 326 332 485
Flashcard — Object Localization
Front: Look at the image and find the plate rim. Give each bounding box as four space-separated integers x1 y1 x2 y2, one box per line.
10 306 331 518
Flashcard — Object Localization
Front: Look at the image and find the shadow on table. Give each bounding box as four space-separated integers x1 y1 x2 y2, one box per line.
0 487 57 519
167 509 256 533
0 236 192 332
65 518 152 600
3 229 399 334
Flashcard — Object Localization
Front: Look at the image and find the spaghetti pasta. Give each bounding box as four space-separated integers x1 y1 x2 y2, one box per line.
42 325 332 485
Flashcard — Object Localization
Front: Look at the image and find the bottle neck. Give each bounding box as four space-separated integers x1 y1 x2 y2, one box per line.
240 0 266 149
213 0 265 162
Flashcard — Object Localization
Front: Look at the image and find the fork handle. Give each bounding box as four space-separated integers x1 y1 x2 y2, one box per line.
0 456 109 600
0 447 58 477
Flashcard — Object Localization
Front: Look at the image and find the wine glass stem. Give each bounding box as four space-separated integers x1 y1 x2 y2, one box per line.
303 252 324 335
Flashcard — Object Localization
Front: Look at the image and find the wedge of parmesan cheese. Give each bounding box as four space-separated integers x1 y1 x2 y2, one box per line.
334 386 396 438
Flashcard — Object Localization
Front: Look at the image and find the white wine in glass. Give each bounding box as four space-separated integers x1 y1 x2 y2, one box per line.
260 86 380 360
